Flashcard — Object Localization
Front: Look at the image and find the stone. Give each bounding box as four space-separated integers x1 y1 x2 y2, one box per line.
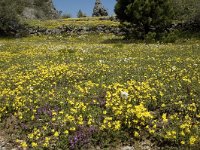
27 24 124 35
92 0 108 17
21 0 60 19
121 146 135 150
22 7 38 19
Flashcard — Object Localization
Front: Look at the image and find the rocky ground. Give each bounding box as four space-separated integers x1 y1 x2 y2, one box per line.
0 131 18 150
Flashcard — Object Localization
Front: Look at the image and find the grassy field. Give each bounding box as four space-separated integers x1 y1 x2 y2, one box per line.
0 25 200 149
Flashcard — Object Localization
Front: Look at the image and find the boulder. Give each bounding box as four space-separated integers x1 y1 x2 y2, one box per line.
21 0 60 19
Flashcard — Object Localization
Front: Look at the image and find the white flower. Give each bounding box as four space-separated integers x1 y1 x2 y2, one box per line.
121 91 129 99
99 60 104 63
172 66 176 71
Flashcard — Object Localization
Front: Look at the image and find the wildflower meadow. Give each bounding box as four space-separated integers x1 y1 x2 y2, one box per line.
0 23 200 149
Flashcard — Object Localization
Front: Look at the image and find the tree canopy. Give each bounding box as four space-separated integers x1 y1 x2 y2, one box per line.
114 0 174 38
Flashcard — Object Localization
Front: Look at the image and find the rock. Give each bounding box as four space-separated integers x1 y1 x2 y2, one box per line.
22 7 38 19
92 0 108 17
21 0 60 19
27 24 124 35
121 146 135 150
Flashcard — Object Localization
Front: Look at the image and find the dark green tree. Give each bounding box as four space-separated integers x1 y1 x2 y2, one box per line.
115 0 174 38
62 13 72 19
0 0 27 36
77 10 87 18
170 0 200 22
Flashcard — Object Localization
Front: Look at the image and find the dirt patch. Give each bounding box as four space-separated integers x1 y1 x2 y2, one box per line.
0 131 18 150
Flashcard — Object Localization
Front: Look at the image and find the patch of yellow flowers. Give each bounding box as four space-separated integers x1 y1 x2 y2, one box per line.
0 34 200 149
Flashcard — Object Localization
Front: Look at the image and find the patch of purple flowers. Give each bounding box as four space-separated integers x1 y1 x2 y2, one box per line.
69 126 97 149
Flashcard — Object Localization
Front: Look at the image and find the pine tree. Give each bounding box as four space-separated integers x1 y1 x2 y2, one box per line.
92 0 108 17
77 10 86 18
115 0 173 38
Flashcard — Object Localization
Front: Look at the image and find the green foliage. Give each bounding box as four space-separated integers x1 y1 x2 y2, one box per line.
77 10 87 18
0 0 27 36
144 30 179 43
0 0 17 20
160 30 179 43
170 0 200 22
169 0 200 32
115 0 174 39
34 0 49 7
144 32 156 43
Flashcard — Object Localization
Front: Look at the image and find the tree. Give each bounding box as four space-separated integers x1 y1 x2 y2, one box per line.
114 0 173 38
62 13 72 19
170 0 200 22
0 0 27 36
92 0 108 17
77 10 86 18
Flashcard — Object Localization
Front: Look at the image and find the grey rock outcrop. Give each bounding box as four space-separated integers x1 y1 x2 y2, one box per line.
22 0 60 19
92 0 108 17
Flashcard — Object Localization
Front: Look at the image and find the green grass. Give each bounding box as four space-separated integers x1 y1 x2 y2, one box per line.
0 32 200 149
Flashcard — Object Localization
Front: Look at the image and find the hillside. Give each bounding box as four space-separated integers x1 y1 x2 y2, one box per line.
26 17 119 29
24 17 121 35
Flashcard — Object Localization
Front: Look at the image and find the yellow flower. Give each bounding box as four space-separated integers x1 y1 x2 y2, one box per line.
134 131 139 137
161 104 166 107
28 133 34 139
21 141 28 148
31 115 35 120
162 113 168 123
70 127 76 131
149 129 155 134
43 126 47 130
64 130 69 135
114 121 121 130
103 110 107 115
189 136 197 145
181 141 185 145
31 142 38 147
54 131 59 137
153 124 157 129
43 143 48 147
180 130 185 136
52 117 56 121
45 137 50 142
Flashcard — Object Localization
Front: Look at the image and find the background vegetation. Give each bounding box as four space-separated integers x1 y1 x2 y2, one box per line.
0 0 27 36
170 0 200 22
115 0 173 39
